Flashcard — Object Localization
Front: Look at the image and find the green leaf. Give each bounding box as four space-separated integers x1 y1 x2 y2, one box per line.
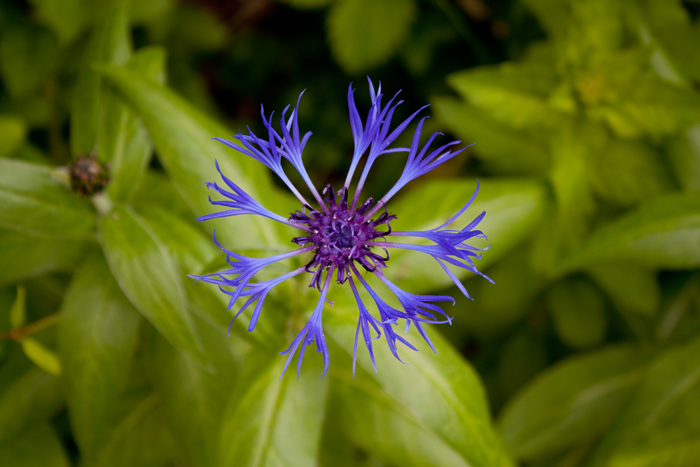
124 46 167 83
0 422 69 467
588 336 700 466
589 137 674 207
133 170 192 220
218 352 329 467
325 300 515 467
327 0 416 73
134 204 216 274
9 285 26 328
0 229 89 286
57 252 140 462
447 63 567 130
318 419 367 467
0 287 14 358
461 247 547 335
0 159 95 238
494 330 548 405
10 143 51 165
0 115 27 157
0 366 63 442
93 392 177 467
521 0 571 39
630 0 695 84
666 124 700 192
98 205 205 364
400 14 457 76
588 265 659 317
29 0 91 44
144 318 240 467
0 24 58 99
0 94 51 128
70 1 130 156
387 178 550 293
549 123 599 213
20 338 61 376
134 204 227 321
569 0 625 53
333 373 476 467
100 47 166 203
135 203 285 350
432 96 550 175
154 4 227 54
562 191 700 271
497 345 651 462
548 276 608 348
531 123 600 277
129 0 173 24
97 63 283 250
594 74 700 139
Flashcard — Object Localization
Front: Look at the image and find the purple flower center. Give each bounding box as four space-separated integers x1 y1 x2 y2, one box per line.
325 219 356 249
290 185 395 288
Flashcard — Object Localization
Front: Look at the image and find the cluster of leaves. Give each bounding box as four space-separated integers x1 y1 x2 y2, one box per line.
428 0 700 465
1 0 700 466
0 1 518 466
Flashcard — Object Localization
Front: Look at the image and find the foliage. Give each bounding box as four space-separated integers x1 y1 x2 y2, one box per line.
0 0 699 466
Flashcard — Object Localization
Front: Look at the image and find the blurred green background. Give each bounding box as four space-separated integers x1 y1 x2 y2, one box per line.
1 0 700 466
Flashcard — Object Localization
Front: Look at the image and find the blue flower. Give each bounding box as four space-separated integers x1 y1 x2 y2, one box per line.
192 78 490 379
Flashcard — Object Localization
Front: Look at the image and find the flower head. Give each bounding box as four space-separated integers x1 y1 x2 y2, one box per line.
192 78 490 379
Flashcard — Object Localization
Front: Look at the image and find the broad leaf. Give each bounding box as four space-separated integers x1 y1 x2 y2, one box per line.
568 0 625 53
588 265 659 317
20 338 61 376
0 287 14 359
58 252 140 462
144 318 240 467
589 137 673 207
387 178 550 293
100 47 166 203
548 276 607 349
135 204 283 350
218 352 329 467
632 0 700 84
498 345 651 462
0 422 69 467
459 247 547 335
0 24 58 99
97 63 284 250
614 76 700 138
588 336 700 466
133 170 193 221
447 63 567 130
0 229 89 286
0 115 27 157
521 0 571 39
70 1 130 156
666 125 700 192
530 123 598 277
432 96 550 175
332 373 474 467
29 0 92 44
325 299 514 467
0 159 95 238
562 191 700 271
0 365 63 442
327 0 416 73
98 205 205 364
93 392 177 467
